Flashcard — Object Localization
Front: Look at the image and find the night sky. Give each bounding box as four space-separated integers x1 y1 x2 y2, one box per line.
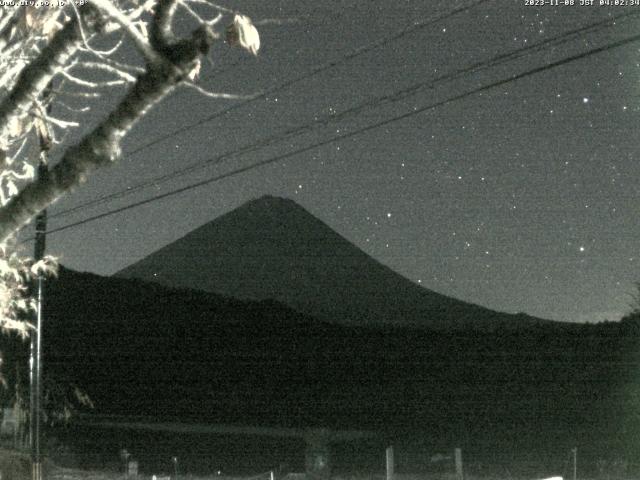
28 0 640 324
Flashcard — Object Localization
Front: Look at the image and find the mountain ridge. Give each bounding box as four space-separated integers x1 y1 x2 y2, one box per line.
0 266 635 470
116 195 555 331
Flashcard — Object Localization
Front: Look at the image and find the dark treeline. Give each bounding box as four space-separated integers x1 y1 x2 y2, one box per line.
1 267 639 473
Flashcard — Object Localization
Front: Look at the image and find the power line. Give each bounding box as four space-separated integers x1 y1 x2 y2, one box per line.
49 0 493 220
43 31 640 236
33 29 640 240
441 9 640 83
48 10 636 221
123 0 492 158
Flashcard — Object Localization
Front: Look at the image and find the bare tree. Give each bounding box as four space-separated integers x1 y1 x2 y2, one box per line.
0 1 260 333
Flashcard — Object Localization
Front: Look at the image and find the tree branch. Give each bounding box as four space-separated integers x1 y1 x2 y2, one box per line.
91 0 160 63
150 0 179 50
0 5 102 146
0 3 216 243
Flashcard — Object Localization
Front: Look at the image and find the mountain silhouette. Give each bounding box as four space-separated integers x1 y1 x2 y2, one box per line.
1 266 636 472
116 195 552 330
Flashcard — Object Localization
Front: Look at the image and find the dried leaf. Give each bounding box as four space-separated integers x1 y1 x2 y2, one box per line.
188 58 201 82
5 180 17 198
226 15 260 56
7 117 23 138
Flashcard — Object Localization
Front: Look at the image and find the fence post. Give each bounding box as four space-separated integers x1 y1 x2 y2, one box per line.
386 446 394 480
454 448 463 480
572 447 577 480
304 428 332 480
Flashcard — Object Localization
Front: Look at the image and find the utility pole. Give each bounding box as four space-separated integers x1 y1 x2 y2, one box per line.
454 448 463 480
385 446 394 480
30 170 46 480
30 98 51 480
